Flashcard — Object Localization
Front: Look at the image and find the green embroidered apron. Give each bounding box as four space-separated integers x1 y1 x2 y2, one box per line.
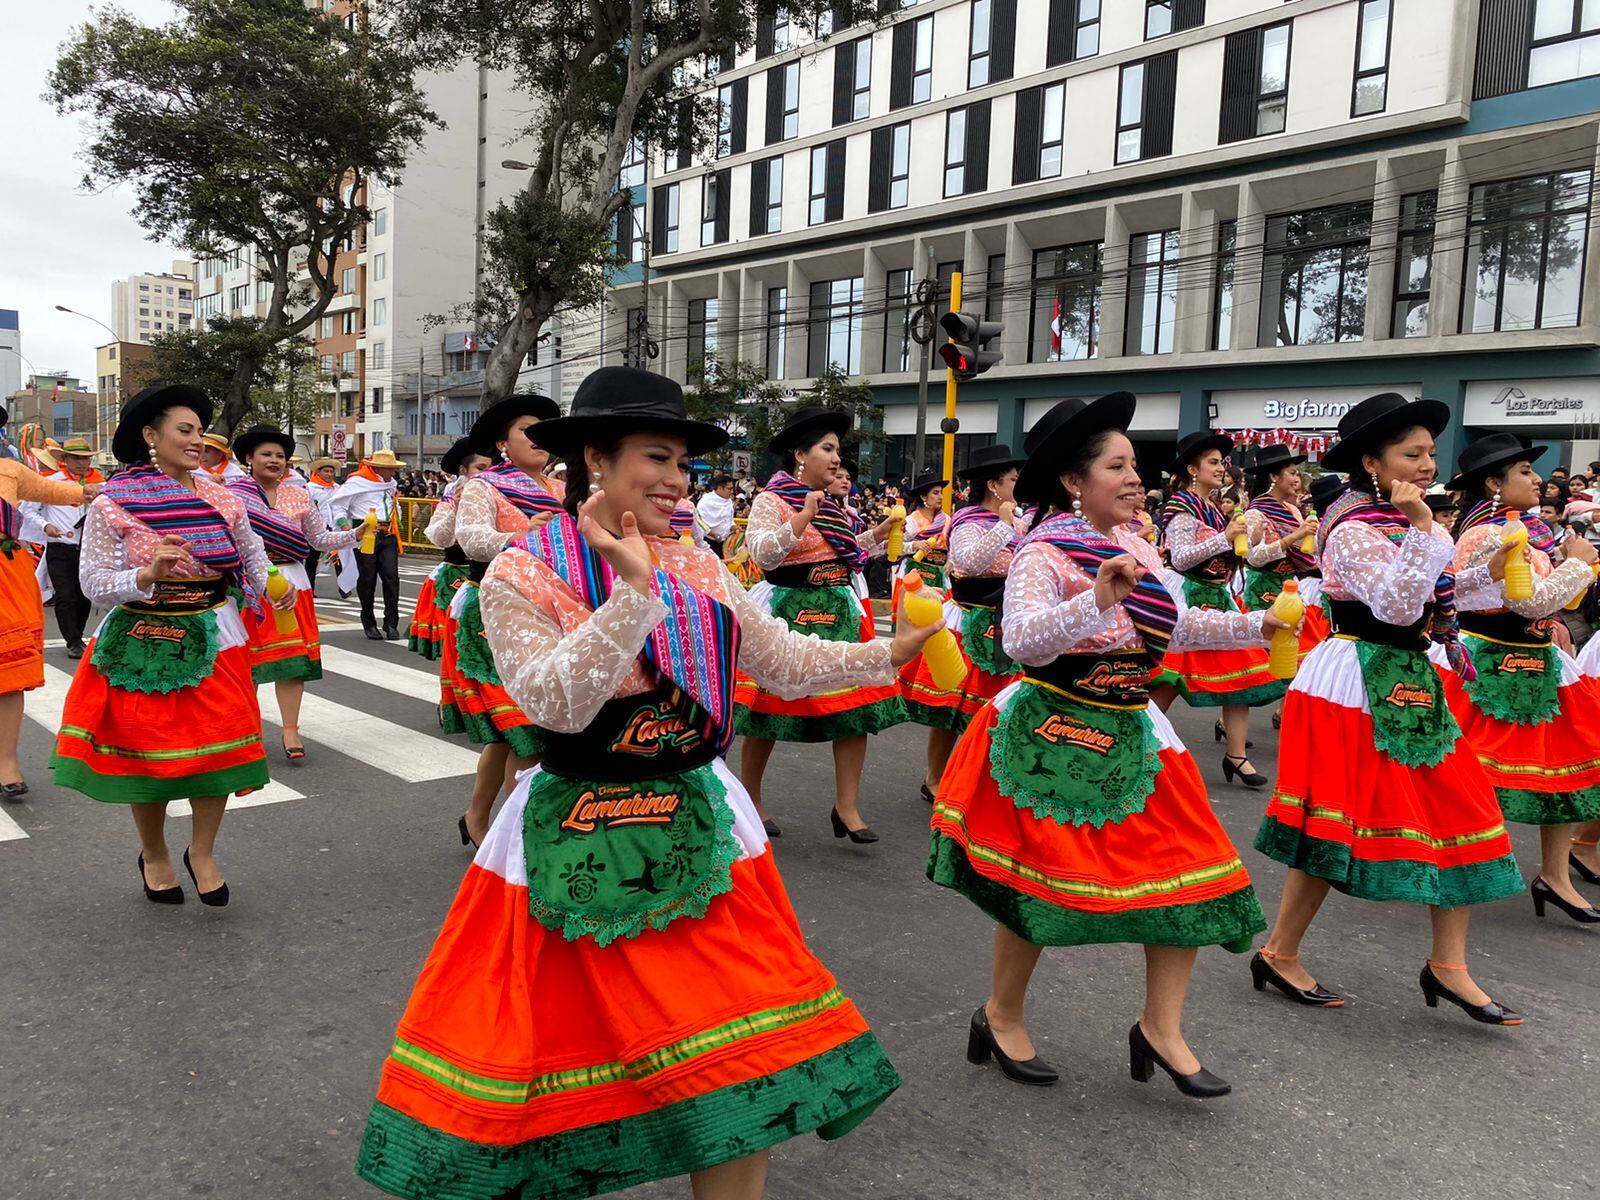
91 576 229 695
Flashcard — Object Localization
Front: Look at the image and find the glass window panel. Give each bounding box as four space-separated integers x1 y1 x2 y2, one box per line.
1261 26 1289 92
1120 65 1144 122
1353 75 1386 115
972 0 991 53
1540 210 1588 326
1146 1 1171 38
1076 25 1098 57
1358 0 1390 70
1117 129 1141 162
1534 0 1573 39
970 59 989 88
915 19 933 69
1040 143 1062 178
1587 0 1600 29
1043 82 1064 132
1257 98 1287 135
1529 39 1574 85
892 124 910 173
1081 0 1098 15
946 110 966 161
890 178 909 208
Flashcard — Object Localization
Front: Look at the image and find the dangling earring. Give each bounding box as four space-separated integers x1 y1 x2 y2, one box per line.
588 472 601 496
1071 492 1082 514
1491 485 1502 509
147 444 157 462
1371 471 1382 495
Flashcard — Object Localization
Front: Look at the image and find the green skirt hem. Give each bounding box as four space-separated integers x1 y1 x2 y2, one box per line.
354 1033 898 1200
50 754 270 805
1177 679 1288 709
1497 784 1600 826
1252 815 1526 907
734 696 907 743
251 656 322 685
406 635 443 662
926 834 1265 951
903 699 969 732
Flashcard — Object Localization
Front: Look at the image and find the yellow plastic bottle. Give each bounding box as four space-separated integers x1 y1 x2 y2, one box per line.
1267 579 1304 680
901 574 968 691
1501 519 1532 601
1566 562 1599 611
885 504 906 560
265 566 299 634
359 510 379 555
1300 505 1318 555
1232 516 1249 558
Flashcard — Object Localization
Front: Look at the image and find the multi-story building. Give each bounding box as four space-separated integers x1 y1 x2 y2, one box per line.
110 261 195 344
617 0 1600 478
93 340 157 461
0 310 20 403
8 375 97 442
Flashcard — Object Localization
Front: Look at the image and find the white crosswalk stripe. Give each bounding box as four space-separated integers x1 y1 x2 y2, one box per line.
318 645 442 701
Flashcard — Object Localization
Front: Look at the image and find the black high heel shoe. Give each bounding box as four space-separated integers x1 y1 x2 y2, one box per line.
966 1006 1058 1086
1419 963 1522 1026
1222 754 1268 788
1128 1023 1231 1098
830 808 878 844
920 782 936 805
1569 850 1600 886
1249 950 1345 1007
762 817 782 838
1213 721 1252 748
138 853 184 905
182 847 229 908
458 815 478 849
1531 877 1600 923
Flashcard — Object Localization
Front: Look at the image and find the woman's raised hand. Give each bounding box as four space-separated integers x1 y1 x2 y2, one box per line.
578 491 654 595
1093 554 1145 610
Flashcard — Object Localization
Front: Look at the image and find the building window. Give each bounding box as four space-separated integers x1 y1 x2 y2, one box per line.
832 36 872 125
371 387 384 414
1115 54 1178 163
1259 201 1373 346
1351 0 1391 115
652 182 681 253
750 156 783 234
1031 241 1102 362
229 284 249 309
943 100 989 198
1039 83 1065 179
687 298 719 378
970 0 993 87
342 311 359 335
340 267 356 293
178 288 191 300
892 16 935 108
139 282 150 291
1116 63 1143 162
341 350 357 374
1212 218 1237 350
808 141 845 225
1462 169 1592 332
717 84 734 158
889 122 910 208
1126 230 1179 356
372 298 387 326
618 136 646 189
372 342 385 369
883 268 914 373
807 276 865 375
372 252 386 282
665 100 690 171
373 208 387 236
1530 0 1600 86
1220 22 1291 141
944 109 968 197
1390 192 1436 338
773 62 800 142
701 171 730 246
766 287 788 379
913 16 934 102
772 10 791 54
628 203 646 262
1047 0 1099 66
140 307 150 317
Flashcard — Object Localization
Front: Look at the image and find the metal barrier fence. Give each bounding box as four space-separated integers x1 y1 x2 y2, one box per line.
397 496 440 551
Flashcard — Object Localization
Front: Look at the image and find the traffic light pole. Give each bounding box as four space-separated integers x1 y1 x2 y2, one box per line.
941 271 961 517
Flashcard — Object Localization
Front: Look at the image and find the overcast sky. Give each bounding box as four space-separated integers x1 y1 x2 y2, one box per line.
0 1 186 385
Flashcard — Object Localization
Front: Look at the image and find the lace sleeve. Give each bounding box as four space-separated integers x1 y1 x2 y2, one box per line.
999 543 1119 665
1454 528 1593 615
425 498 458 549
232 505 272 595
303 497 362 553
1168 581 1268 650
479 562 669 734
78 499 150 606
724 567 894 699
950 521 1011 576
1164 512 1231 571
745 492 798 570
1325 522 1454 625
1245 509 1286 567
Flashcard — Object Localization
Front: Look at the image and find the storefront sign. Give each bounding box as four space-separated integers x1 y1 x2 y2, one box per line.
886 400 999 435
1210 385 1420 429
1463 379 1600 426
1023 394 1179 432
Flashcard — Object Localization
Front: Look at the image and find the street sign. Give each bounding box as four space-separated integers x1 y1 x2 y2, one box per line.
331 427 347 457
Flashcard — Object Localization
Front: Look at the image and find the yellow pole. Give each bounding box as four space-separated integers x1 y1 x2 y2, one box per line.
941 272 961 517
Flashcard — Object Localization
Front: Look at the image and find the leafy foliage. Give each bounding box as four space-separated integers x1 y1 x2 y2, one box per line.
148 320 320 436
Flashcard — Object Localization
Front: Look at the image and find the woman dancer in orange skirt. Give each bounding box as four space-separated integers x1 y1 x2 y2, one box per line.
52 385 289 905
1157 432 1285 787
930 394 1281 1097
357 368 939 1200
1439 432 1600 923
228 425 361 760
901 444 1027 803
1253 394 1526 1021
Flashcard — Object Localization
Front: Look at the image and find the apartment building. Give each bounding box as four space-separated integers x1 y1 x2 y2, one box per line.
110 262 195 344
93 340 157 459
617 0 1600 477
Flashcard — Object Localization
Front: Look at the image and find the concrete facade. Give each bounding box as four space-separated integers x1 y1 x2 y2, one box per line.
110 261 194 344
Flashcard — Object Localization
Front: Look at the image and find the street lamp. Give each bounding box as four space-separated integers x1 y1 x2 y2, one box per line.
500 160 534 171
54 304 119 343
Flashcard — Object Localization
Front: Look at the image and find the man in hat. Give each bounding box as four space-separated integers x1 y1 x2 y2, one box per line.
696 474 738 558
329 449 404 638
304 456 340 594
200 431 247 481
20 435 103 657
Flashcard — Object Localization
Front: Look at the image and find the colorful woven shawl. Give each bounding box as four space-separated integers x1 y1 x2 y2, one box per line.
479 460 564 519
1320 491 1473 680
1025 512 1179 666
669 500 696 538
1457 500 1563 562
516 514 741 755
762 471 866 567
228 477 311 563
910 511 950 548
1248 496 1314 572
102 465 244 585
1162 488 1226 533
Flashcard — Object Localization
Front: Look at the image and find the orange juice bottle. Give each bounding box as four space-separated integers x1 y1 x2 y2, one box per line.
1268 580 1304 680
1232 516 1249 558
1501 520 1532 601
902 574 967 690
265 566 299 634
359 510 378 555
885 504 906 560
1300 505 1318 555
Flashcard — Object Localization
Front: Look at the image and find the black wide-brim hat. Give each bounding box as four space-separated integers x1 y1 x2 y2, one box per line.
958 443 1028 482
1320 392 1450 474
1444 431 1546 493
233 423 296 463
531 366 729 458
469 392 562 456
441 436 480 476
1168 430 1235 476
1306 472 1348 515
1426 492 1460 514
1250 444 1307 474
767 406 851 457
113 383 213 465
906 471 949 500
1016 392 1137 507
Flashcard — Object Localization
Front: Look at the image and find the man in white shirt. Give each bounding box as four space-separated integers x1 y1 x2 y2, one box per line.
328 449 403 638
201 431 247 481
696 474 737 558
21 436 100 657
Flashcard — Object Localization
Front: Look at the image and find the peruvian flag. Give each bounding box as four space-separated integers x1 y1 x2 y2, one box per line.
1049 295 1062 357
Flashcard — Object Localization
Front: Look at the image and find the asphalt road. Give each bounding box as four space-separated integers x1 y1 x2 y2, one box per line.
1 566 1596 1200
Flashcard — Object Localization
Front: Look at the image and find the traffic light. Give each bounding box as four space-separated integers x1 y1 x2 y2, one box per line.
938 311 1003 381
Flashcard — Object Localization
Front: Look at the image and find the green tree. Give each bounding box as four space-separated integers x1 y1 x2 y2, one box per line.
392 0 878 402
49 0 435 432
147 322 321 442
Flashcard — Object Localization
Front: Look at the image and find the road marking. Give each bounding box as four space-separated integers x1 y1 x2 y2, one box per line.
0 808 26 842
256 685 478 781
318 645 442 702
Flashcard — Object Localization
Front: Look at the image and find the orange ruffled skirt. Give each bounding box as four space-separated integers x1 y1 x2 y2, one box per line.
0 545 45 695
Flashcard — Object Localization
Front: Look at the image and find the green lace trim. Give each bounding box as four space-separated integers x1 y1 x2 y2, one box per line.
1496 784 1600 826
989 683 1162 829
251 655 322 685
1354 642 1460 767
770 583 862 644
960 603 1010 675
406 633 443 661
453 587 502 686
355 1034 898 1200
904 698 971 731
1253 815 1525 907
927 834 1264 951
1461 635 1561 726
523 764 740 947
1182 577 1234 611
51 753 268 806
734 695 907 742
90 606 221 695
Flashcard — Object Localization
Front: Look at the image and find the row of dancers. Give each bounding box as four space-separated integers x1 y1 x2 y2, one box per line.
41 376 1600 1200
